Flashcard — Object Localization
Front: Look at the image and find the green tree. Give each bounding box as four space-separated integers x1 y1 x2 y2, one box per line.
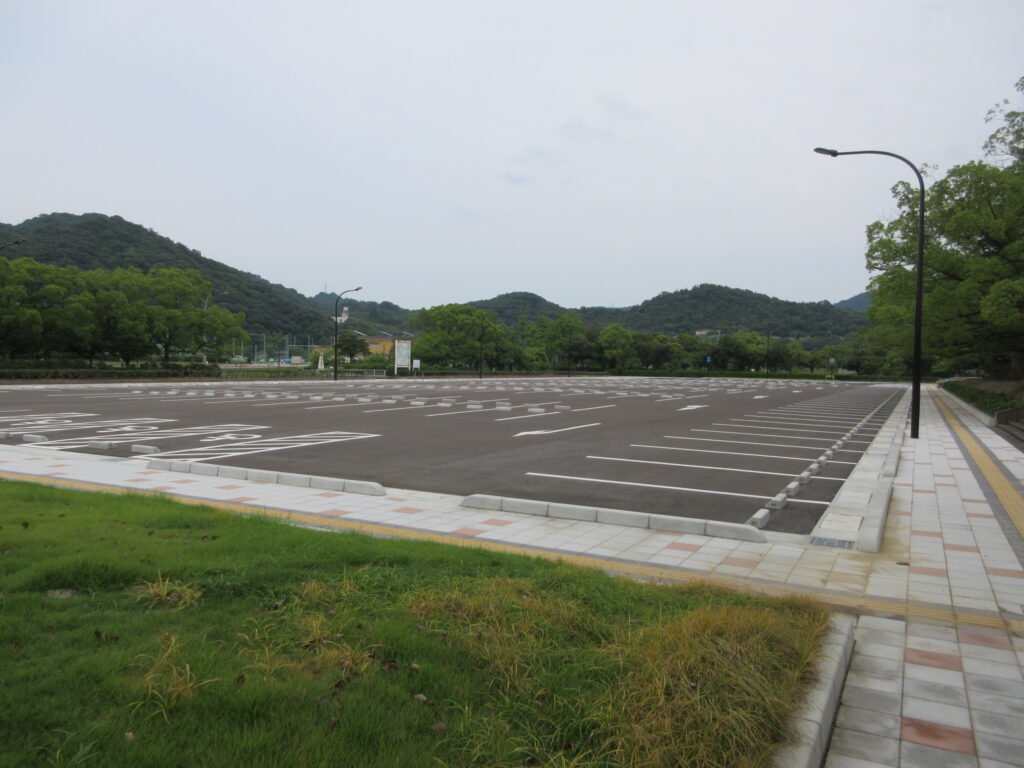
335 329 371 361
865 77 1024 377
412 304 516 370
597 323 639 372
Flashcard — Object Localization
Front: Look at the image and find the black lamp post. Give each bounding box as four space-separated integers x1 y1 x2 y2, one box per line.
814 147 925 439
333 287 362 381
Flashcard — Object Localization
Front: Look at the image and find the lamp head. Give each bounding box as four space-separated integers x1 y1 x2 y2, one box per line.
814 147 839 157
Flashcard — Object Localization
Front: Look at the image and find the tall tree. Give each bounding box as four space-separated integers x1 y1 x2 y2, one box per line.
865 77 1024 377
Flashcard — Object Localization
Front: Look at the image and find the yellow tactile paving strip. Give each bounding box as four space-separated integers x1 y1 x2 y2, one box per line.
934 393 1024 540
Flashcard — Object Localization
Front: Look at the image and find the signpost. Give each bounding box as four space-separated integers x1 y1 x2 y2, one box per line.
394 339 412 376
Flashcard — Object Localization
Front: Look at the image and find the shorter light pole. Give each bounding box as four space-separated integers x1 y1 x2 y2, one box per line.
333 287 362 381
814 147 926 439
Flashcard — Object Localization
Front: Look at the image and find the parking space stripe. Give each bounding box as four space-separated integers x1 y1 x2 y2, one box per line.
525 471 830 504
719 421 853 435
586 455 842 480
692 428 869 443
664 435 864 454
629 443 857 464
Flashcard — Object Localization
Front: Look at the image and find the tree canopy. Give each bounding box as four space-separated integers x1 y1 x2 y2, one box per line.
864 76 1024 377
0 256 247 364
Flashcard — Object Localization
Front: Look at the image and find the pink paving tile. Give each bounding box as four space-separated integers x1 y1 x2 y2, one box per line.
895 482 913 487
901 717 976 755
967 513 996 519
47 464 71 468
327 509 353 516
910 566 948 578
45 472 67 476
217 484 244 490
151 486 173 491
481 518 513 526
911 530 943 538
986 567 1024 579
904 648 963 671
172 479 198 485
666 542 702 552
314 492 343 498
227 496 257 503
394 507 424 514
935 482 958 487
913 489 937 494
944 544 980 553
722 557 759 568
385 497 406 502
136 471 160 475
127 477 151 482
957 628 1013 650
452 527 485 537
934 473 955 478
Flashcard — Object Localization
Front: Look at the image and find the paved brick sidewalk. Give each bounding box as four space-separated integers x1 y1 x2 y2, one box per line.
1 383 1022 767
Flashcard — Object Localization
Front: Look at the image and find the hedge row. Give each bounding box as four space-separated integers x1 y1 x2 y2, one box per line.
940 380 1024 415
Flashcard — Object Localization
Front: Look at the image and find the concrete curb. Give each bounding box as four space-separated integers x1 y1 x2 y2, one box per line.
461 494 767 542
145 459 387 496
808 389 911 552
772 612 856 768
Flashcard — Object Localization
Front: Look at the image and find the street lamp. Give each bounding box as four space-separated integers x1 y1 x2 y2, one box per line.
333 287 362 381
814 147 925 439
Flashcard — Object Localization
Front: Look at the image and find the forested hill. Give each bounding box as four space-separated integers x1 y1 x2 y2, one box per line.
0 213 331 336
579 285 866 342
2 213 866 343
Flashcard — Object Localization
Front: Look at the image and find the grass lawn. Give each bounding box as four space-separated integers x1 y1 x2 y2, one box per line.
0 479 831 767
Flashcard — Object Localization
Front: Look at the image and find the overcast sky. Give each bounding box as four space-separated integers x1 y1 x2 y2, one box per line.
2 1 1021 311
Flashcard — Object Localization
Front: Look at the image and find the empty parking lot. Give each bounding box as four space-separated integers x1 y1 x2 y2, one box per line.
0 376 904 534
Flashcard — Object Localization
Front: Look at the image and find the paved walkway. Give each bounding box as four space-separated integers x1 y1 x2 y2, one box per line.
1 383 1022 767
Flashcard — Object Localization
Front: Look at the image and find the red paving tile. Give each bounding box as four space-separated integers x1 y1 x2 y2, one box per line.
910 566 949 578
904 648 963 671
327 509 353 516
481 518 513 526
901 717 976 755
314 492 343 498
394 507 424 514
217 485 243 490
957 628 1013 650
986 567 1024 579
944 543 980 552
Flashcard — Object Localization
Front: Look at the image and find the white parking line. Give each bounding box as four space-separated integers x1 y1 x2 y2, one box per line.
692 428 869 443
629 444 857 464
587 455 842 480
719 422 851 435
525 472 830 504
664 435 864 454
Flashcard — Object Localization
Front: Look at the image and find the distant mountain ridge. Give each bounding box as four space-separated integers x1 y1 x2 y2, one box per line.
2 212 867 344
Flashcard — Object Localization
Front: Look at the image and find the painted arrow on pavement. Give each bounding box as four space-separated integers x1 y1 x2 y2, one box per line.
677 405 709 412
514 423 601 437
